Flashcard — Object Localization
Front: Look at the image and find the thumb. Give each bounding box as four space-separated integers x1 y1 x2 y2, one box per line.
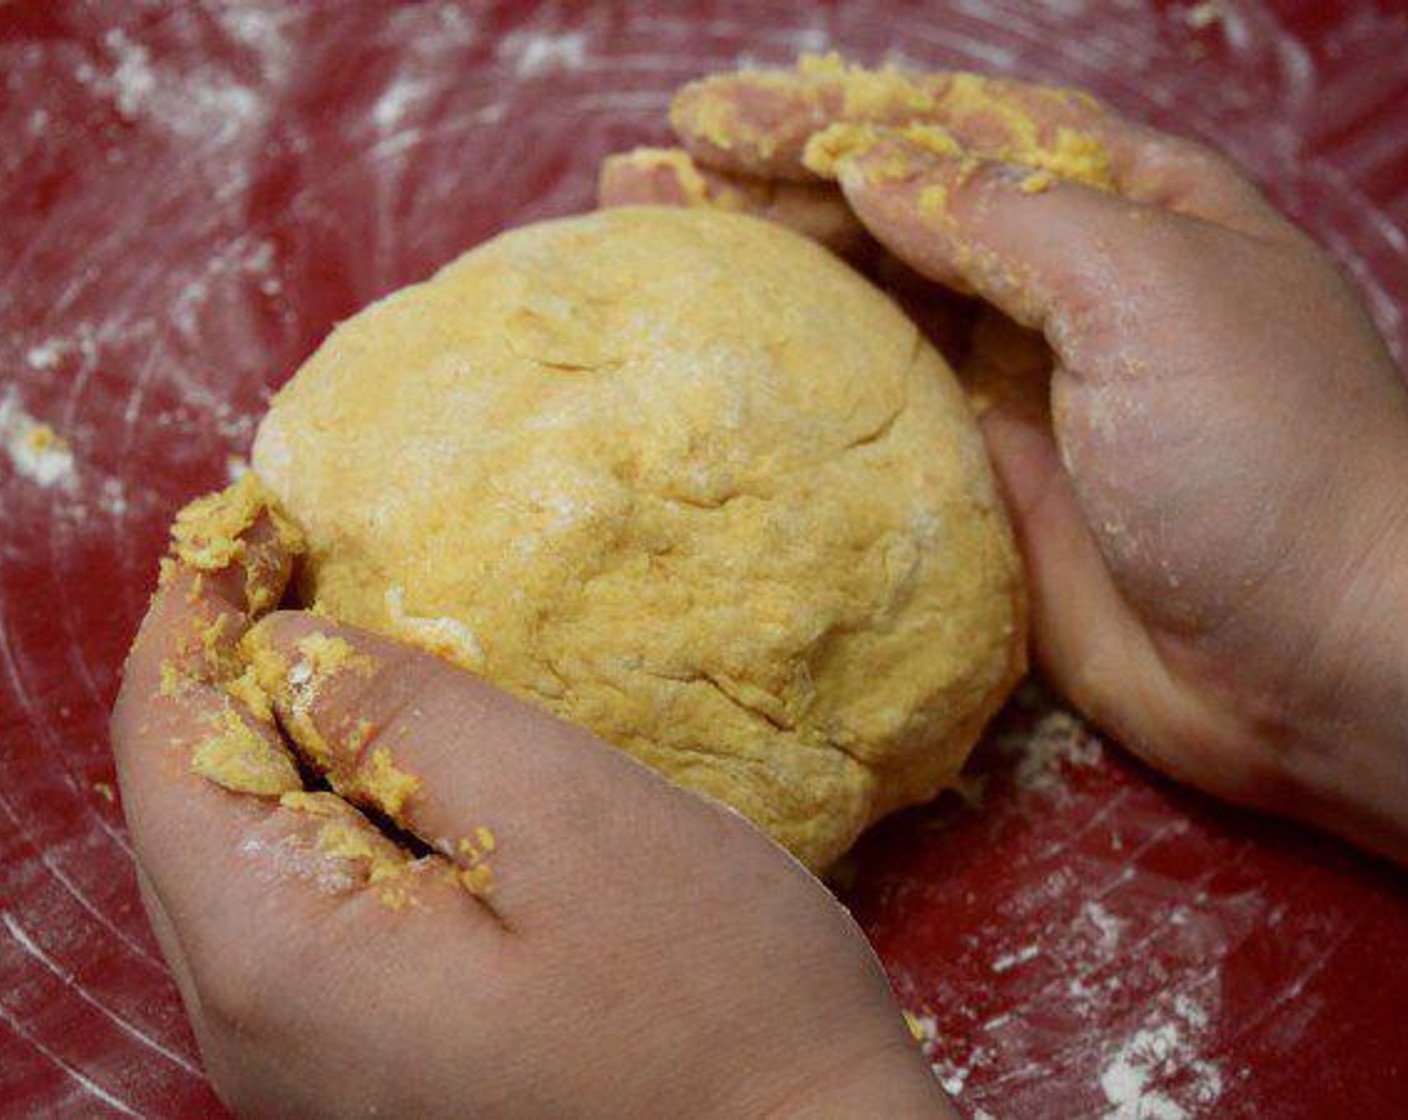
976 402 1265 801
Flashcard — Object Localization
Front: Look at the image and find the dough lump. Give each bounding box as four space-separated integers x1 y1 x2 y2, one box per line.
253 206 1025 869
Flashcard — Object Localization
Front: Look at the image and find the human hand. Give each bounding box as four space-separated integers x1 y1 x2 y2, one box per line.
602 56 1408 863
111 479 950 1119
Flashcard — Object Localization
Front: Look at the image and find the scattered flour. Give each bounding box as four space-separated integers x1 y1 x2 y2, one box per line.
1011 709 1104 795
101 28 264 145
941 1049 998 1101
499 28 589 76
1099 995 1224 1119
372 75 434 132
991 943 1041 973
171 236 278 337
1185 2 1224 31
25 339 66 370
1081 900 1128 953
1 391 78 490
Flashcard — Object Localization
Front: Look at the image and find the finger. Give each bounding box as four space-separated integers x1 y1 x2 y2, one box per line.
670 55 1112 185
116 477 307 805
242 610 770 930
832 134 1184 340
674 56 1291 240
113 482 491 984
1114 122 1292 241
597 146 870 256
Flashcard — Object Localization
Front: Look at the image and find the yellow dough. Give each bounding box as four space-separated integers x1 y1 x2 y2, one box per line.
252 206 1025 869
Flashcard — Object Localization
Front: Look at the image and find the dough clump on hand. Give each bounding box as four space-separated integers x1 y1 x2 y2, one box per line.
253 206 1025 869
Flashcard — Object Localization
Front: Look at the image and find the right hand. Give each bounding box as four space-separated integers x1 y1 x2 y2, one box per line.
602 57 1408 864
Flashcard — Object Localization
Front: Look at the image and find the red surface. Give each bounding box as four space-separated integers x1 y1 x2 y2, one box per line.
2 2 1407 1117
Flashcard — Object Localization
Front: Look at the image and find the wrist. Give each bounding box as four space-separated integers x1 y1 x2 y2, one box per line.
1267 475 1408 864
715 1031 952 1120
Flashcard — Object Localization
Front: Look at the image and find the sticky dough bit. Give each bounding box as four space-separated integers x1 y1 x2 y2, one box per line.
278 791 418 910
190 707 302 797
243 626 420 820
168 472 304 611
803 121 963 180
794 54 1115 191
337 744 421 822
455 830 497 898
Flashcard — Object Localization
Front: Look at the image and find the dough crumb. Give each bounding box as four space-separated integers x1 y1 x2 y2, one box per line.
190 707 301 797
338 745 421 822
788 57 1114 192
455 829 498 898
168 473 304 611
279 790 418 911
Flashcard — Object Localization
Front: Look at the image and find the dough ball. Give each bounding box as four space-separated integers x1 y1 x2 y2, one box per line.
253 206 1025 869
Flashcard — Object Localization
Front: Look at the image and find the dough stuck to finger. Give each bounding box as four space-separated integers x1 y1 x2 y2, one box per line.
252 206 1026 870
672 52 1117 193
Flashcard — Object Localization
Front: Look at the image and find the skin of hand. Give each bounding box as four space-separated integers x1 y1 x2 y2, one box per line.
111 511 952 1119
603 58 1408 864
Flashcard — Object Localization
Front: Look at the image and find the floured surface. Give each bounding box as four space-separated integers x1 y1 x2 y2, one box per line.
1 3 1406 1117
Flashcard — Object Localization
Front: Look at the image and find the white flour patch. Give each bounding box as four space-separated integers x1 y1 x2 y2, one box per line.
1 390 78 490
105 29 157 120
101 28 264 145
991 942 1041 973
790 25 832 54
172 235 278 337
500 28 589 76
373 75 434 132
1011 709 1104 796
98 477 128 518
1081 900 1128 952
932 1042 995 1100
213 5 298 80
1098 993 1224 1119
25 338 66 370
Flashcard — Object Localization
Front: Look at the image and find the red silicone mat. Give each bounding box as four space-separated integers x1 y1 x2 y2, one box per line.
2 2 1407 1117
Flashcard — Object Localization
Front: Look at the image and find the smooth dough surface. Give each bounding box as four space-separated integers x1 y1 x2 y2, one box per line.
253 206 1025 869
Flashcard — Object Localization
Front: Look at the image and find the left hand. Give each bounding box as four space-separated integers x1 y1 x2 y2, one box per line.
112 481 950 1118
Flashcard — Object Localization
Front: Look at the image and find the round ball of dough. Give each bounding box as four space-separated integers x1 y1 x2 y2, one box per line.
253 206 1025 870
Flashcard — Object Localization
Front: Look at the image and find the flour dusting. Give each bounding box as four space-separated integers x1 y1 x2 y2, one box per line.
1010 709 1104 795
26 338 67 371
101 28 264 144
1 391 77 490
991 942 1042 973
373 76 433 132
1099 994 1224 1119
500 29 589 76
